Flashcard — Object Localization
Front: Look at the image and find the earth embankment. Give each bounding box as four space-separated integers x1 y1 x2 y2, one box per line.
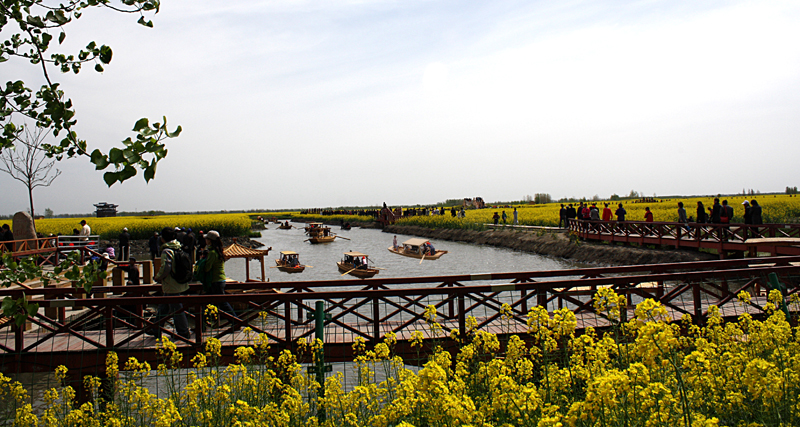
383 225 716 266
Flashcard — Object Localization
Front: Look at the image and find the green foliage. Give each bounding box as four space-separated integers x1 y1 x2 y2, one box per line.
0 251 105 326
0 0 179 186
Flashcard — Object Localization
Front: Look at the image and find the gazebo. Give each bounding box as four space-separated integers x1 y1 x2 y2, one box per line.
223 240 272 282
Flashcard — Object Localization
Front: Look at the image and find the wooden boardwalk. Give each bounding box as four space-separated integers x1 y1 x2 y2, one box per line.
566 219 800 257
2 256 799 374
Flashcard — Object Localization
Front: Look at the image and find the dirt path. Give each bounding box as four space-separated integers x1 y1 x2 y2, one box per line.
383 225 716 266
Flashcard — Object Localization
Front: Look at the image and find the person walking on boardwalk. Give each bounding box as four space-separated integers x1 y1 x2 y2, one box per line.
501 211 508 224
118 227 130 261
696 201 707 223
559 204 566 228
147 227 190 340
513 207 519 225
492 212 500 225
710 198 722 223
677 202 688 223
721 200 733 223
615 203 626 222
201 230 236 319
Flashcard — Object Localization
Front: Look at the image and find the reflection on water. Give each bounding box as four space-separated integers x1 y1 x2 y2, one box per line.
225 223 582 283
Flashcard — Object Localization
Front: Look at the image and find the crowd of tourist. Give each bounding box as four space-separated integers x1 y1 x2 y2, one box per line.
558 198 764 228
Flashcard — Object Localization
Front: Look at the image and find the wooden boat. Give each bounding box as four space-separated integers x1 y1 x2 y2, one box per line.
388 238 448 260
275 251 305 273
308 235 337 244
306 222 339 243
337 252 379 278
278 221 293 230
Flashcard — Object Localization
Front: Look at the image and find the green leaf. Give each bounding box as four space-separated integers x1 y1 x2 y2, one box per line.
144 163 157 182
103 171 118 187
133 118 150 132
1 297 13 313
90 149 109 170
94 64 104 72
108 147 125 164
26 303 39 316
99 45 112 64
166 125 182 138
59 32 66 44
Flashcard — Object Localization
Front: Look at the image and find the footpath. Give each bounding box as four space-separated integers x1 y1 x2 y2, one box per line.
383 225 716 266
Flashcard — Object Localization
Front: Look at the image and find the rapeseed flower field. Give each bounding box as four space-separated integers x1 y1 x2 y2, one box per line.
392 194 800 229
32 213 252 240
3 292 799 426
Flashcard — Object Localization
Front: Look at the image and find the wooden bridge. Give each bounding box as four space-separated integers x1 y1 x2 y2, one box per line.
567 219 800 257
2 252 799 382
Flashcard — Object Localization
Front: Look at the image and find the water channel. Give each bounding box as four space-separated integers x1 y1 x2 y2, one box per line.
224 222 584 283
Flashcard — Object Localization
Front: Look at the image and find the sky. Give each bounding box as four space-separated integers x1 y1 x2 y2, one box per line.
2 0 800 215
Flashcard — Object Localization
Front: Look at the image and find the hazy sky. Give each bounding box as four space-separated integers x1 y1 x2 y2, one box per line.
2 0 799 215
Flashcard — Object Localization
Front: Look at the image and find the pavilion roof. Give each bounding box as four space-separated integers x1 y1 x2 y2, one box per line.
223 243 271 259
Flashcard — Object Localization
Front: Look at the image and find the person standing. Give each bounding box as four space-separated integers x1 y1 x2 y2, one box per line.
742 200 752 224
184 228 197 264
559 204 566 228
492 212 500 225
501 211 508 224
79 220 91 241
750 199 763 224
589 204 600 221
147 227 190 340
644 207 654 222
1 224 14 252
202 230 236 319
615 203 626 222
148 231 160 260
118 227 130 261
513 207 519 225
602 203 612 222
566 204 577 228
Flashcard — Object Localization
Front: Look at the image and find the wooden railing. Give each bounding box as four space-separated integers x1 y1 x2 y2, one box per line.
1 255 799 375
569 219 800 256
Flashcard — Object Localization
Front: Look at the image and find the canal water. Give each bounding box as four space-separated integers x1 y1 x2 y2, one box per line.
224 222 581 283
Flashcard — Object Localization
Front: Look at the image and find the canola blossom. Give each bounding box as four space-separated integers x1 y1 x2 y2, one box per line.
33 213 253 240
389 194 800 229
3 295 799 426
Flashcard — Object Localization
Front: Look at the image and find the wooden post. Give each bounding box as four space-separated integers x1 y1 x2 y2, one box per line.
112 267 125 287
141 261 153 284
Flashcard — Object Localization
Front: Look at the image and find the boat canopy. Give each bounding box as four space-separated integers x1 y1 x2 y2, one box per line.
308 223 323 226
280 251 298 255
344 252 368 257
403 238 430 246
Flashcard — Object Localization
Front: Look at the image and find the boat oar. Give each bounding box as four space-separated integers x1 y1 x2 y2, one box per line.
340 267 358 276
335 235 351 240
304 265 314 268
420 253 426 264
